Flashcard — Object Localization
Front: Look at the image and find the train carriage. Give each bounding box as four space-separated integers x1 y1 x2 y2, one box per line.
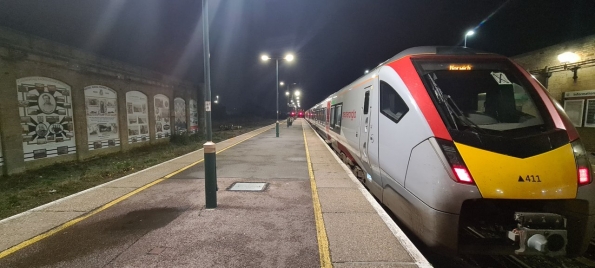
306 46 595 256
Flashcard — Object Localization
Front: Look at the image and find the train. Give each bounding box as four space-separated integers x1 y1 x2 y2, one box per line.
305 46 595 256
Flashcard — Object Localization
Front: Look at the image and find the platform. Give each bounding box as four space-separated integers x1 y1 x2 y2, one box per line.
0 119 431 268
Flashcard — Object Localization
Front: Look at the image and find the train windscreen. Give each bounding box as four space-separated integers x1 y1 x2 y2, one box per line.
413 58 555 137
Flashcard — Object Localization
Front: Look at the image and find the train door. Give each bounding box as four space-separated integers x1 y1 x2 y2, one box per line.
359 90 371 164
359 86 382 197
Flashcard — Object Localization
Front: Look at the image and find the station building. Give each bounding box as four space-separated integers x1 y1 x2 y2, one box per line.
0 26 202 175
512 34 595 150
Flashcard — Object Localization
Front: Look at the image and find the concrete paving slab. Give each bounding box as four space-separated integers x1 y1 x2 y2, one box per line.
318 188 376 213
315 176 357 188
106 166 181 188
313 162 349 173
309 157 339 165
106 175 159 188
38 187 136 212
314 169 353 179
323 212 414 263
0 211 85 251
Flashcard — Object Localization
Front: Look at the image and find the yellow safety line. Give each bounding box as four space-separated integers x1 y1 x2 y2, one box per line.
0 125 274 260
302 122 332 268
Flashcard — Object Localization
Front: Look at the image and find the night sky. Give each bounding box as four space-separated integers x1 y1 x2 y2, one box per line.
0 0 594 115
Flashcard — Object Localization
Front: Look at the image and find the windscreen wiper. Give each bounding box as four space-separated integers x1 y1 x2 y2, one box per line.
444 95 486 134
426 73 485 134
426 74 458 129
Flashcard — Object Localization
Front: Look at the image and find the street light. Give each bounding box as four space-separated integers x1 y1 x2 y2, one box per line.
261 53 295 137
464 30 475 48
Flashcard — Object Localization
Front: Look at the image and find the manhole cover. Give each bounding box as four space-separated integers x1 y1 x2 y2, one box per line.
228 182 268 191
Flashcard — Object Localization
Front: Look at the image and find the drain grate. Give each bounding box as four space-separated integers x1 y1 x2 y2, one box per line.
228 182 268 192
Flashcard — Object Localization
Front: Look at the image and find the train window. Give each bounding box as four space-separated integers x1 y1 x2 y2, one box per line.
414 58 551 135
335 104 342 127
380 81 409 124
363 91 370 114
330 106 336 128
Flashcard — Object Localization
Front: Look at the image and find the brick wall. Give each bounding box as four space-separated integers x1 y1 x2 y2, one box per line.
512 34 595 150
0 27 203 175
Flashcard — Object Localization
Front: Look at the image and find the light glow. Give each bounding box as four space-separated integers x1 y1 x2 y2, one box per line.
558 52 580 63
280 81 284 86
579 167 590 185
261 55 270 61
284 54 294 62
453 166 474 183
466 30 475 36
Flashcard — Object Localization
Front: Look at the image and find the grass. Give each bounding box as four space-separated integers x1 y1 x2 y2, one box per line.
0 119 275 220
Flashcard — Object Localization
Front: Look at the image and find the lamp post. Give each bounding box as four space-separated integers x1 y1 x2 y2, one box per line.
261 53 295 137
464 30 475 48
293 89 301 114
285 90 290 114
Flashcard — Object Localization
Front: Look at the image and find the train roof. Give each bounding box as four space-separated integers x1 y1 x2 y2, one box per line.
384 46 497 65
308 46 501 110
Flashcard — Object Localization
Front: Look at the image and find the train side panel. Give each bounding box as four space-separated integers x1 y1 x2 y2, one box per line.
376 65 433 188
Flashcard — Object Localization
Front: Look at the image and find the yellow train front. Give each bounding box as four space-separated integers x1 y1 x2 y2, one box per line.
306 47 595 256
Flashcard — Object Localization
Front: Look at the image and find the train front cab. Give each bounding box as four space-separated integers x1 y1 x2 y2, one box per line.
376 52 595 256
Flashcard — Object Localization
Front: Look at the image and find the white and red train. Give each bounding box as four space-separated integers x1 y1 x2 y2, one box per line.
305 47 595 256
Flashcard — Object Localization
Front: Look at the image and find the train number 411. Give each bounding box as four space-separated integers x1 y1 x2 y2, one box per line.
518 175 541 182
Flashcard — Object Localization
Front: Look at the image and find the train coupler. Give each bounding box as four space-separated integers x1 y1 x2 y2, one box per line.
507 212 567 256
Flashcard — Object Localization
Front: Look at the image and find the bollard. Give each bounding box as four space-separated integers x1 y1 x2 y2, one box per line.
204 141 217 208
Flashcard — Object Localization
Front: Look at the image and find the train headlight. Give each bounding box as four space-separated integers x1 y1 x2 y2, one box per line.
571 140 592 186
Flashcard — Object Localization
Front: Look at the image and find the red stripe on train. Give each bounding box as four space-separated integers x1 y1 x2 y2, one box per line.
387 56 452 140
